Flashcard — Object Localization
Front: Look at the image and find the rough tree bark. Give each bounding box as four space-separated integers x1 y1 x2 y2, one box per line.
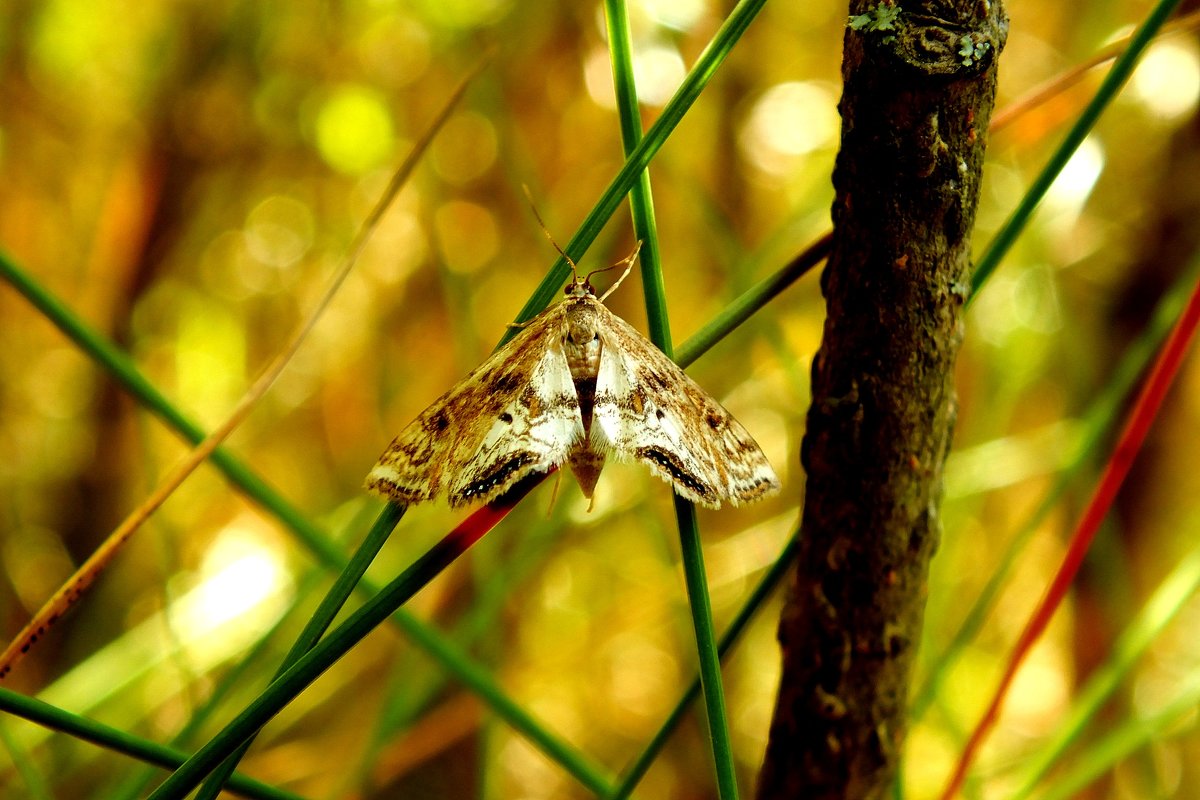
758 2 1008 798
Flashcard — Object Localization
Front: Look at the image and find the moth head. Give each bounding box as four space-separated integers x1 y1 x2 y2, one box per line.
572 241 642 304
563 274 596 299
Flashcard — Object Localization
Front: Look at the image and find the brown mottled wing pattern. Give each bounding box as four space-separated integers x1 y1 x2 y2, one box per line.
366 304 584 507
589 303 780 508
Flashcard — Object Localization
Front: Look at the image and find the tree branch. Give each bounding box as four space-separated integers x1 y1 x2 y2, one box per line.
758 2 1008 797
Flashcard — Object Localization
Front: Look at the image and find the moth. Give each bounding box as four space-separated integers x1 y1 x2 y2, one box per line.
366 255 780 509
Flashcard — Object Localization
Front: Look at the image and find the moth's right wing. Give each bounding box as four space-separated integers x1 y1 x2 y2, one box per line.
590 309 780 508
366 308 584 507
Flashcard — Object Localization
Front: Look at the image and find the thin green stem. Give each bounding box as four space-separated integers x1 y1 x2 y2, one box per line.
673 497 739 799
1007 540 1200 799
499 0 768 344
605 0 670 352
1032 671 1200 800
145 485 616 800
194 503 404 798
0 689 303 800
676 232 831 368
611 534 801 799
912 256 1200 720
605 2 739 795
0 717 54 800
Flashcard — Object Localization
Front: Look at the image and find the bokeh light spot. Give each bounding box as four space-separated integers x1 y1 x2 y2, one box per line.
1132 39 1200 120
741 81 839 174
244 194 315 269
638 0 706 31
191 525 288 630
434 201 499 275
431 111 499 184
175 294 245 419
314 85 395 175
1045 135 1104 215
584 43 685 108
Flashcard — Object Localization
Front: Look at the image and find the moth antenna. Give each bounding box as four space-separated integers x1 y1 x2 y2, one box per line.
522 184 579 281
596 240 643 302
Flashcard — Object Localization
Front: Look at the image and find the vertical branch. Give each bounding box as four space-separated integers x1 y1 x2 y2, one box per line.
758 3 1008 798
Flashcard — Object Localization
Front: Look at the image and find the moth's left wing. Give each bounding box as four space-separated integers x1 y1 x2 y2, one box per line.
367 305 584 507
590 310 780 508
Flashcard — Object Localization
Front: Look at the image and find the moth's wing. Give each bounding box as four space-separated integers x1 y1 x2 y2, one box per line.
366 306 584 507
591 310 780 508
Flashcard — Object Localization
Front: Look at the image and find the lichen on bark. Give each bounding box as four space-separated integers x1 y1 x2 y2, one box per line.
757 2 1008 798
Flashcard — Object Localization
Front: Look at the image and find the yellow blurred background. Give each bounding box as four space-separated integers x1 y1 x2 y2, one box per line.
1 1 1199 798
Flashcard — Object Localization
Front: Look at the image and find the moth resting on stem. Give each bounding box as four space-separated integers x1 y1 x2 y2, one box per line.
366 245 779 509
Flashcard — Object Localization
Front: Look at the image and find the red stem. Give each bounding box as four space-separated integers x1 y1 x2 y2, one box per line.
939 275 1200 799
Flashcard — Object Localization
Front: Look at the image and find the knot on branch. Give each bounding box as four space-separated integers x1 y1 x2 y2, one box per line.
848 1 1009 77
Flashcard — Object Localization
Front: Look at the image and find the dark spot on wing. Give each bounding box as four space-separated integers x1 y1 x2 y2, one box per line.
641 370 670 391
367 477 429 505
733 475 780 501
706 412 724 430
637 446 713 500
427 411 450 432
655 408 666 421
490 373 520 395
459 454 535 501
499 411 513 423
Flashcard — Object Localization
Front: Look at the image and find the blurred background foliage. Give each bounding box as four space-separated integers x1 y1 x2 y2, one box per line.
0 0 1198 798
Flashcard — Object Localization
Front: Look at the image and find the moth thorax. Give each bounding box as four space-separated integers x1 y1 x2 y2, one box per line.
563 318 602 382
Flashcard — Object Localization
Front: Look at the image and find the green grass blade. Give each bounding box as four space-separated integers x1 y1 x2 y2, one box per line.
499 0 768 344
145 492 617 799
1032 671 1200 800
605 2 739 795
673 498 739 798
0 689 303 800
1006 541 1200 798
969 0 1184 298
611 533 801 799
676 232 831 368
355 501 573 775
912 255 1200 720
194 503 404 798
0 717 54 800
605 0 670 352
0 248 601 786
